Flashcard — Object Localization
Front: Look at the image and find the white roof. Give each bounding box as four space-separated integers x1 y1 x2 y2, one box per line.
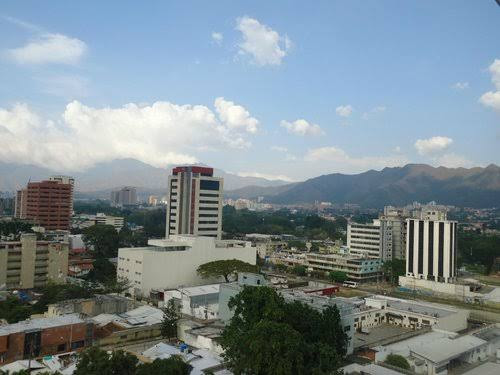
0 314 84 336
342 363 404 375
179 284 220 297
91 305 163 328
1 360 46 374
410 335 487 364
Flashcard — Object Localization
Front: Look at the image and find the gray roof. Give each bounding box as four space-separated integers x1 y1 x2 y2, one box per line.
410 335 487 363
0 314 84 336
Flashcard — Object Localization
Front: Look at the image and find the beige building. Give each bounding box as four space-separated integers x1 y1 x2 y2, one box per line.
347 220 381 258
0 234 68 289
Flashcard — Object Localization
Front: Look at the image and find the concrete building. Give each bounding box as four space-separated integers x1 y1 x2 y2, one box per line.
306 252 383 283
0 234 68 290
117 235 256 297
347 220 381 258
379 207 407 261
405 217 458 283
164 284 220 320
13 189 27 219
166 166 223 239
0 314 92 365
110 186 137 207
95 213 125 231
45 295 135 318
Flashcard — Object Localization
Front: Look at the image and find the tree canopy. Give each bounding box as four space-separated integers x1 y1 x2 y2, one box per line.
197 259 257 282
161 299 180 340
220 286 348 375
74 347 191 375
382 259 405 285
385 354 410 370
83 224 120 258
329 270 348 283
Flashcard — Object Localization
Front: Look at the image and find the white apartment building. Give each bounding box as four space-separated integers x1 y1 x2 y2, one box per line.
166 166 223 240
347 220 381 258
405 217 458 283
117 235 256 297
95 213 125 231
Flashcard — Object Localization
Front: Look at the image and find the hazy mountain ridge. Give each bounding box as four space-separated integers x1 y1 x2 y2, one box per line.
227 164 500 208
0 158 290 193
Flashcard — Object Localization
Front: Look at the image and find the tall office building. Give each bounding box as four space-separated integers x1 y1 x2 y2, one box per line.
347 220 381 258
166 166 223 239
379 207 408 261
50 175 75 212
405 215 457 283
110 186 137 206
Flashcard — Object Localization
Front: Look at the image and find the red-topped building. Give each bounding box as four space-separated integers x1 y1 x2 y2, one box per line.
15 177 74 231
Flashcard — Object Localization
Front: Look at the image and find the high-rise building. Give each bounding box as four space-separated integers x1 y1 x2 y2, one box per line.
14 188 27 219
110 187 137 206
405 215 458 283
16 178 73 230
0 234 68 289
50 175 75 212
379 207 408 261
347 220 381 258
166 166 223 239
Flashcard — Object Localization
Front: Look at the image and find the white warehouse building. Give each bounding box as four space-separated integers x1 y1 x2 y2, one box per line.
117 235 256 297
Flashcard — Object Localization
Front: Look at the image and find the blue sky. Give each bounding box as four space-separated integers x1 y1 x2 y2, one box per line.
0 0 499 181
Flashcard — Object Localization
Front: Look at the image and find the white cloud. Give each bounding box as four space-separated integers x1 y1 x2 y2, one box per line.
362 106 386 120
479 91 500 111
7 33 87 65
236 171 293 182
452 82 469 90
0 98 258 171
280 119 323 136
335 105 353 117
479 59 500 112
235 16 290 66
434 153 473 168
214 97 259 133
304 146 408 171
414 136 453 155
211 32 223 45
271 146 288 152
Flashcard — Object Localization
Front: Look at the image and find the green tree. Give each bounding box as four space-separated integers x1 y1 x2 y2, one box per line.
136 356 192 375
382 259 405 284
221 286 347 375
385 354 410 370
0 296 32 323
161 299 179 340
74 347 138 375
292 264 307 276
458 232 500 275
85 258 117 284
83 224 120 258
197 259 257 282
329 271 348 283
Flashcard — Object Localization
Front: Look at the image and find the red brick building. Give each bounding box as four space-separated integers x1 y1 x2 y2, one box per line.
0 314 93 365
25 179 73 230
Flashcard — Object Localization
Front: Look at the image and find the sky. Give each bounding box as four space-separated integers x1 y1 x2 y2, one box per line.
0 0 499 182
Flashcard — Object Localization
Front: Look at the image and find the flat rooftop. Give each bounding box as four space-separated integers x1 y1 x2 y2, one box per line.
0 314 84 336
371 296 456 318
353 324 413 349
177 284 220 297
410 335 487 364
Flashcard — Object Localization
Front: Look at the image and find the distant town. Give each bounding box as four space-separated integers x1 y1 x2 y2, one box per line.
0 165 498 375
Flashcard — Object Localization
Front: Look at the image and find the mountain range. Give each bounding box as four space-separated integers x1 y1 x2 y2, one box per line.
1 159 499 208
0 159 288 198
227 164 500 208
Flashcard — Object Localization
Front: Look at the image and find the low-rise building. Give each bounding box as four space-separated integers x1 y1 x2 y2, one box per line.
45 295 135 318
0 234 68 290
164 284 220 320
0 314 92 365
117 235 256 297
306 252 383 283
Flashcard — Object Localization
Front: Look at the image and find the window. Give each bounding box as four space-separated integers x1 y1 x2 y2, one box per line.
344 325 351 332
71 341 85 350
200 180 220 191
57 343 66 352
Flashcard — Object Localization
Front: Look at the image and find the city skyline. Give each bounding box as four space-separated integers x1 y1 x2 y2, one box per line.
0 1 499 182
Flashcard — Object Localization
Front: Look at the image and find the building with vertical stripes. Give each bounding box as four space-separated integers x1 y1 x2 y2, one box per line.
405 217 458 283
166 166 223 239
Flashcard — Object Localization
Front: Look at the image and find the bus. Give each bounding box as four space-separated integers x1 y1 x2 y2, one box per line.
342 281 358 288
